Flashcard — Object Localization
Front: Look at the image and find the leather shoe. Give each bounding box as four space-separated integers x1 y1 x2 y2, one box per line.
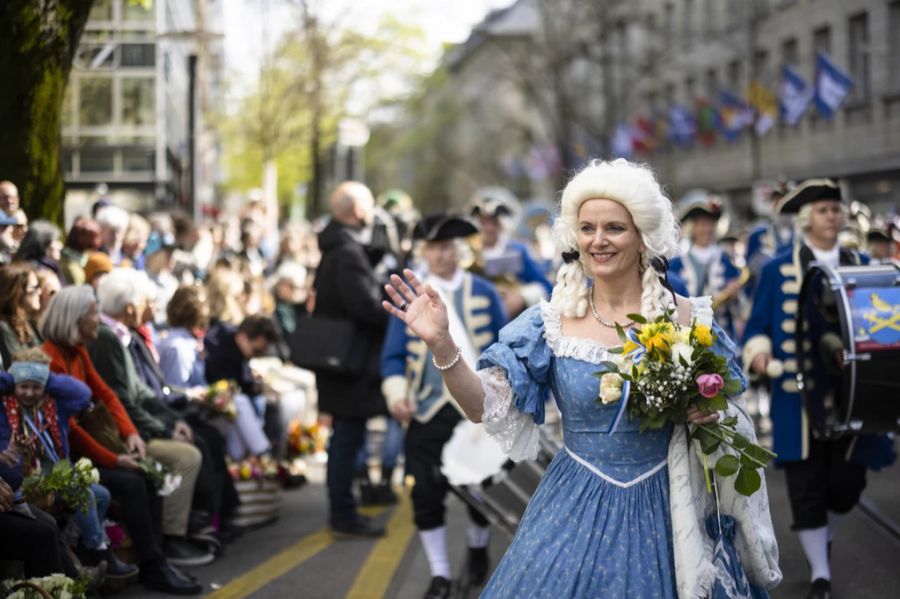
140 560 202 595
807 578 831 599
164 536 215 567
467 546 489 585
423 576 452 599
330 517 385 538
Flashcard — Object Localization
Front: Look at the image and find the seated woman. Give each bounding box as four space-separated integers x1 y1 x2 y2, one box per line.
59 217 101 287
0 347 137 579
39 285 202 595
87 269 213 567
0 262 43 368
159 285 270 460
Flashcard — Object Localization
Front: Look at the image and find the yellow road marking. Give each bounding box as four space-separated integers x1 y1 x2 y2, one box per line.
205 506 390 599
345 491 416 599
205 529 333 599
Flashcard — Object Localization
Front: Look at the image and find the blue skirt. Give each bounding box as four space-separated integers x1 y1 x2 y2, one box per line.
481 448 678 598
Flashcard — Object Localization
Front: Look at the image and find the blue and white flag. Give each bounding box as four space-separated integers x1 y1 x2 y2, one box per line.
779 65 813 126
814 52 854 119
718 90 754 142
668 105 696 147
610 123 634 158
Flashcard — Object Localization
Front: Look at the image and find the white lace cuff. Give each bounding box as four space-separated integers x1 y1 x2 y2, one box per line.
477 367 540 462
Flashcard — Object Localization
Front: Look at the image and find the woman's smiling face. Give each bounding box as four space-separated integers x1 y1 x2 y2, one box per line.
576 198 644 280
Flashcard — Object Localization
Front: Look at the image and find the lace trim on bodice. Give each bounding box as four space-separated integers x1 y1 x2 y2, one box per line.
539 301 610 365
539 297 714 364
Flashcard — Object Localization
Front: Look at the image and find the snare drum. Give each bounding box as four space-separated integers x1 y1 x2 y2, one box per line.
797 262 900 436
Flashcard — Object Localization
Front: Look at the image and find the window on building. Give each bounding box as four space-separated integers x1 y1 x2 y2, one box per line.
813 25 832 56
727 59 742 91
683 0 695 49
664 3 674 50
705 68 719 98
685 76 697 102
704 0 717 37
78 77 113 126
753 48 770 84
121 77 155 126
79 148 115 173
122 148 155 172
123 1 154 22
121 43 155 67
782 37 799 68
89 0 113 21
848 12 870 101
890 2 900 88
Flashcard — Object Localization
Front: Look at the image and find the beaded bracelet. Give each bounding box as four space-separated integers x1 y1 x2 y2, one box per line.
432 345 462 371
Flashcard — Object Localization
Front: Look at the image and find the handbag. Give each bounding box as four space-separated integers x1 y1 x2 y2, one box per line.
77 403 128 455
287 315 368 376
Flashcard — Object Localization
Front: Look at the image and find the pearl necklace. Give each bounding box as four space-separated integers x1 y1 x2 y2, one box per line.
588 293 636 329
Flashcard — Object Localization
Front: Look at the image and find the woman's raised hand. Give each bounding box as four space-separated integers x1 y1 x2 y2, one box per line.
383 269 449 346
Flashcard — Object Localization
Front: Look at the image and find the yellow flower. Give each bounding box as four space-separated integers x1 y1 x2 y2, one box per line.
623 339 640 354
637 322 675 354
693 324 714 347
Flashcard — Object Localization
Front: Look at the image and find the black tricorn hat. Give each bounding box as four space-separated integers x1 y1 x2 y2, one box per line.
412 214 479 242
775 178 843 215
678 198 722 222
866 228 892 243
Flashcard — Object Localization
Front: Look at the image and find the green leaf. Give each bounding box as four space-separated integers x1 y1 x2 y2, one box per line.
723 378 742 396
598 361 621 373
626 313 648 324
722 415 738 427
710 395 728 411
699 434 721 454
734 467 762 496
731 432 750 450
715 454 740 476
679 354 689 368
615 323 628 343
607 347 624 354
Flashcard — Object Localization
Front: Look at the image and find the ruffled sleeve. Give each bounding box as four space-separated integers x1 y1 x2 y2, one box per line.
475 304 552 461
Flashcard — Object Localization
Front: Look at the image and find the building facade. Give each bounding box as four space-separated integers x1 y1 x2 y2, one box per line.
60 0 223 222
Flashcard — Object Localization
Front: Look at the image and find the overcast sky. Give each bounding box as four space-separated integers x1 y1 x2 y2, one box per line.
222 0 514 101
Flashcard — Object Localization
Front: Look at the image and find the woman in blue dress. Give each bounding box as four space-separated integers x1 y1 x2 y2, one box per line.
383 159 781 598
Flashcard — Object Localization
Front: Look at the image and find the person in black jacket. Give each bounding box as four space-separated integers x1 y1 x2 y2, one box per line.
314 181 389 538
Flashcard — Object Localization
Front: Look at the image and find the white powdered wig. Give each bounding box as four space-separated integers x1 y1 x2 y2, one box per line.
550 159 681 319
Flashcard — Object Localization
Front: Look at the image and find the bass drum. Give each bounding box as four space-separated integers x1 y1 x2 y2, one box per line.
797 262 900 436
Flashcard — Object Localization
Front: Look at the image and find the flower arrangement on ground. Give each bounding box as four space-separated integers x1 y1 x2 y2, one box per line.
286 420 323 459
22 457 99 513
1 573 89 599
595 308 776 496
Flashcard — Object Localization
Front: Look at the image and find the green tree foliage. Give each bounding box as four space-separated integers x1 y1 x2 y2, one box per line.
219 4 428 217
0 0 96 223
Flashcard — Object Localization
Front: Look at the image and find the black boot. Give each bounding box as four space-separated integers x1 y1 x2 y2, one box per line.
88 547 139 580
467 546 489 586
374 481 398 505
807 578 831 599
423 576 452 599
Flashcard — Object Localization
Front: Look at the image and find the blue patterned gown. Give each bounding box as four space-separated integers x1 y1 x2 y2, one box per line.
475 299 737 598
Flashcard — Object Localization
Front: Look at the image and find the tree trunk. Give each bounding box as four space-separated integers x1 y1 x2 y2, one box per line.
0 0 95 224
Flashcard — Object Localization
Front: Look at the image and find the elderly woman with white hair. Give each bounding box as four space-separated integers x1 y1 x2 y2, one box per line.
384 160 780 598
95 204 131 267
40 285 202 594
86 268 214 567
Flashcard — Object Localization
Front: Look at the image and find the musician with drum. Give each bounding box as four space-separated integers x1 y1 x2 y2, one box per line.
380 213 507 599
743 178 895 599
668 197 744 338
469 189 553 319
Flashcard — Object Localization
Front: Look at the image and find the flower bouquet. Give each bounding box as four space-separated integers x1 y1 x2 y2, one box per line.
22 457 99 513
203 380 238 420
2 573 89 599
138 457 182 497
286 420 323 459
595 309 776 496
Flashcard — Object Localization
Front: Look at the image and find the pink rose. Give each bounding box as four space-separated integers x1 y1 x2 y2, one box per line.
696 373 724 398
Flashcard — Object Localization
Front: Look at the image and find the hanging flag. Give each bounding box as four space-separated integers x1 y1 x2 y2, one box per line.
747 81 777 136
611 123 634 158
814 52 854 119
695 97 721 146
632 114 658 155
718 90 754 141
780 65 814 125
668 105 696 147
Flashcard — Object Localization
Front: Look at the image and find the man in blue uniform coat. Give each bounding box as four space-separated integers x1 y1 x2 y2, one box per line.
743 178 894 599
381 214 507 599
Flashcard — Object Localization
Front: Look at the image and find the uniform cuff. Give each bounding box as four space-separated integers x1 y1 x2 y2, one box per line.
742 335 772 370
381 375 409 412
